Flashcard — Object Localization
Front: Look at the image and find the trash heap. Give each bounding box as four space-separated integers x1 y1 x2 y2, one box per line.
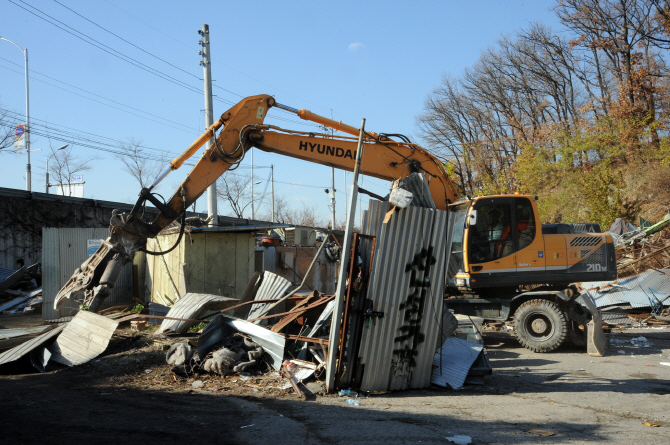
577 213 670 329
0 263 43 316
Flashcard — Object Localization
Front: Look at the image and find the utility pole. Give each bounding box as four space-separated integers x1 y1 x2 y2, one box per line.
25 47 30 192
271 164 275 222
250 148 254 220
330 168 336 229
199 24 217 226
1 37 30 191
329 110 336 229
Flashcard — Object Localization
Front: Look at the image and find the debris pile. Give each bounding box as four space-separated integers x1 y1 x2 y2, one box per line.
579 268 670 328
0 264 42 314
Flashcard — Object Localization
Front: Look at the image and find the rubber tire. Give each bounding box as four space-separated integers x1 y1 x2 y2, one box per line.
513 299 568 352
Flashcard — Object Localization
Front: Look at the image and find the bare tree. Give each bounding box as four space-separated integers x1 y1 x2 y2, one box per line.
115 138 168 189
0 107 14 151
260 194 324 227
216 172 254 218
48 144 96 196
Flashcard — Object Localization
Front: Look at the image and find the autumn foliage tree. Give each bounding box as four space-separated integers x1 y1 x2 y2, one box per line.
418 0 670 228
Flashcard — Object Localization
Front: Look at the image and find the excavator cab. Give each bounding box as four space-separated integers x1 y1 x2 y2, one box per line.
447 194 616 294
445 194 614 355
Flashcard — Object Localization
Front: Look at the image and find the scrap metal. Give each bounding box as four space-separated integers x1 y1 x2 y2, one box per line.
47 311 118 366
158 292 237 334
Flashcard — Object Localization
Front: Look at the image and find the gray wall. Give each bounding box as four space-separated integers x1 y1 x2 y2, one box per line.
0 187 153 270
0 186 269 271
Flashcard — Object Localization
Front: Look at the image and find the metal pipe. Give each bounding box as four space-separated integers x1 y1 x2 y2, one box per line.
149 165 173 191
274 102 299 114
326 118 366 392
274 102 377 140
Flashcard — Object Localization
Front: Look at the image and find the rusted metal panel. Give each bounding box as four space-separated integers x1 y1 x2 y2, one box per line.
357 200 448 392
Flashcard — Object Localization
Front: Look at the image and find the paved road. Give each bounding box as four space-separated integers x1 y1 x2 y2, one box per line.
1 329 668 444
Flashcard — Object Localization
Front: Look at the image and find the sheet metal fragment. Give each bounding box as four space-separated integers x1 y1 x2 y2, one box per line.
47 311 118 366
431 337 483 390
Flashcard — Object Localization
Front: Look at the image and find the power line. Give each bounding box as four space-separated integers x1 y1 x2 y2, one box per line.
10 0 204 95
0 61 199 134
53 0 202 83
99 1 332 112
0 107 177 157
102 0 195 51
10 1 324 131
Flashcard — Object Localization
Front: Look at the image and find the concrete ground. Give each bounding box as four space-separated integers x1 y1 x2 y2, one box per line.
0 320 668 444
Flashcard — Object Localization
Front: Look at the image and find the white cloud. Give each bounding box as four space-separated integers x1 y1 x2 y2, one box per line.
348 42 364 51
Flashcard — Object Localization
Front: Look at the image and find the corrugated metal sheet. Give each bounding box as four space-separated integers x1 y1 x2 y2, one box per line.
246 271 291 323
0 325 51 340
42 228 135 321
581 269 670 309
358 200 448 391
0 325 65 367
158 292 237 334
431 337 483 390
47 311 118 366
263 246 277 273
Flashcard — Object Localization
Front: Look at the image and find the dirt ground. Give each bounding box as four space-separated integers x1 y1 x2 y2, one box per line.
1 316 669 444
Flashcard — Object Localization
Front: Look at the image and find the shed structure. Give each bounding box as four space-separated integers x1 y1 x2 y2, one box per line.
145 225 285 305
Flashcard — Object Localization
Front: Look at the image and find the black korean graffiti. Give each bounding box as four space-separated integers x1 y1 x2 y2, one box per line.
393 246 435 371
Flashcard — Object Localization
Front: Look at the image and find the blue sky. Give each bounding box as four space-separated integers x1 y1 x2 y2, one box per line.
0 0 562 225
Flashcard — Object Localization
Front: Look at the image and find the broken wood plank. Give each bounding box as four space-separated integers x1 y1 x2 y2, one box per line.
280 334 330 346
271 292 326 333
247 295 335 323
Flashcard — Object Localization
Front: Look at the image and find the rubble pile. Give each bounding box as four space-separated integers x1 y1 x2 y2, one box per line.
0 264 42 315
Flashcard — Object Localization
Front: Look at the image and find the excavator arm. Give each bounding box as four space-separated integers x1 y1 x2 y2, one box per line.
53 94 458 311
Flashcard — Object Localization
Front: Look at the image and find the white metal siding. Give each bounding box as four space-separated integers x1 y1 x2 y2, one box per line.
358 200 448 391
42 228 135 321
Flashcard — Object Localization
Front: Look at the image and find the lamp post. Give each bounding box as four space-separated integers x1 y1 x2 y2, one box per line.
45 144 68 194
0 36 30 191
245 180 261 219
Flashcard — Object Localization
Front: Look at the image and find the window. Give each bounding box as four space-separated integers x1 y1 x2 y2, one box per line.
468 204 513 263
448 204 468 275
515 198 536 251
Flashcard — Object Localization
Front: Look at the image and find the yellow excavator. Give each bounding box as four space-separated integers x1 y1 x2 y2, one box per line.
54 94 613 355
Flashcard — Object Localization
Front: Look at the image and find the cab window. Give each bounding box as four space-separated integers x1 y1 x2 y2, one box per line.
468 204 513 263
515 198 536 251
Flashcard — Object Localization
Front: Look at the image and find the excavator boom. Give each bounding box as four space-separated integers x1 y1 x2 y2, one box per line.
53 94 457 311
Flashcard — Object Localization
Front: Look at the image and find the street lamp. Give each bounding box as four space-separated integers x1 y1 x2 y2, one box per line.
0 36 30 191
45 145 68 194
247 180 262 219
